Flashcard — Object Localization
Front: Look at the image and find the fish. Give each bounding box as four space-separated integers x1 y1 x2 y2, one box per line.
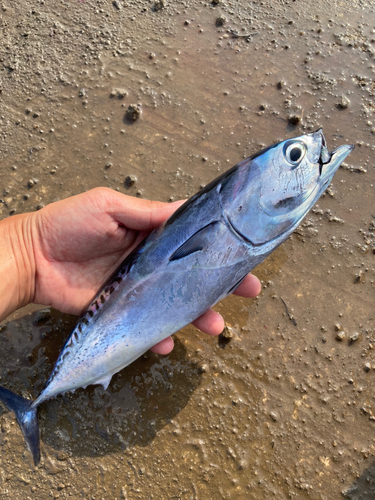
0 129 353 465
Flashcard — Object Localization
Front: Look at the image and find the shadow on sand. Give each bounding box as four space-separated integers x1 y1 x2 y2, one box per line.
0 308 202 461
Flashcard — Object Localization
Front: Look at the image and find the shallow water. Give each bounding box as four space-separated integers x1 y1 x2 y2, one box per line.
1 0 375 498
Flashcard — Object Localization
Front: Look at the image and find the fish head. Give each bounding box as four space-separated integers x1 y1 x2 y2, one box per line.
220 129 354 246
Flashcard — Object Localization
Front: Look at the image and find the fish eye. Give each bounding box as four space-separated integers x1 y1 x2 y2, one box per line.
284 141 306 166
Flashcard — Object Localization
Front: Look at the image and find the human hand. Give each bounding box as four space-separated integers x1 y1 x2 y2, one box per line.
24 188 260 354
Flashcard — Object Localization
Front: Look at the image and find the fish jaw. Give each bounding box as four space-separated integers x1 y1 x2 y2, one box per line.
319 143 355 185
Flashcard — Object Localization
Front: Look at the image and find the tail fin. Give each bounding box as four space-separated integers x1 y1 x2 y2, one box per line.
0 386 40 465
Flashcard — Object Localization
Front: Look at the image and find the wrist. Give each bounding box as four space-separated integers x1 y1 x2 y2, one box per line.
0 213 36 322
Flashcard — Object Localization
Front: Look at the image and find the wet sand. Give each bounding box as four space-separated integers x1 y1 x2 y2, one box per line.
0 0 375 498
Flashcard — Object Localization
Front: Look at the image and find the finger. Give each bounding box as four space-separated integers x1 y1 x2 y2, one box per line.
150 336 174 355
192 308 224 336
232 273 261 298
100 189 186 232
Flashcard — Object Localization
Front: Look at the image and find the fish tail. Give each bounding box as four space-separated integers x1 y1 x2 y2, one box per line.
0 385 40 465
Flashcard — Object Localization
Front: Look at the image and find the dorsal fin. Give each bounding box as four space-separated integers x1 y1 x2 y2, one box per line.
165 165 240 227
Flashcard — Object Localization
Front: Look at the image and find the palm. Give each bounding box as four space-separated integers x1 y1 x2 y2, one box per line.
30 188 171 315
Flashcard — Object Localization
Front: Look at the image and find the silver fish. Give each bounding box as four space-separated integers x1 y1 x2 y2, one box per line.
0 129 353 464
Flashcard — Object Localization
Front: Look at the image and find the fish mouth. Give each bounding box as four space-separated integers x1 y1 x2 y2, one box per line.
314 129 355 182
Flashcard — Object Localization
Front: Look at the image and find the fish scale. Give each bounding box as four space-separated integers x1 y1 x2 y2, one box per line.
0 129 354 465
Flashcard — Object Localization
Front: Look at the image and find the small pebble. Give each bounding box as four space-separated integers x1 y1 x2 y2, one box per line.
354 270 365 283
221 326 234 339
349 332 359 344
33 309 52 326
125 175 137 187
337 95 350 109
364 363 371 372
110 88 127 98
336 331 346 341
216 15 226 27
153 0 164 11
125 104 141 121
198 363 209 373
288 112 302 125
270 411 278 422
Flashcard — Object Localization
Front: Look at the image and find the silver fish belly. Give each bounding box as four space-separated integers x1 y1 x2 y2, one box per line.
0 129 354 464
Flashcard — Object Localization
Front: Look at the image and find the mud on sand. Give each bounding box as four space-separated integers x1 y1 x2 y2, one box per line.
1 0 375 498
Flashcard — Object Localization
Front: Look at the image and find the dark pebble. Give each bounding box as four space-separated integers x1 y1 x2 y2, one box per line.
216 15 226 27
221 326 234 339
198 363 209 373
33 309 52 326
153 0 164 11
125 175 137 187
288 113 302 125
125 104 141 121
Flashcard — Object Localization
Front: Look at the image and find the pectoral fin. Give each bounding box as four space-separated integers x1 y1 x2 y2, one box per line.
169 222 219 261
